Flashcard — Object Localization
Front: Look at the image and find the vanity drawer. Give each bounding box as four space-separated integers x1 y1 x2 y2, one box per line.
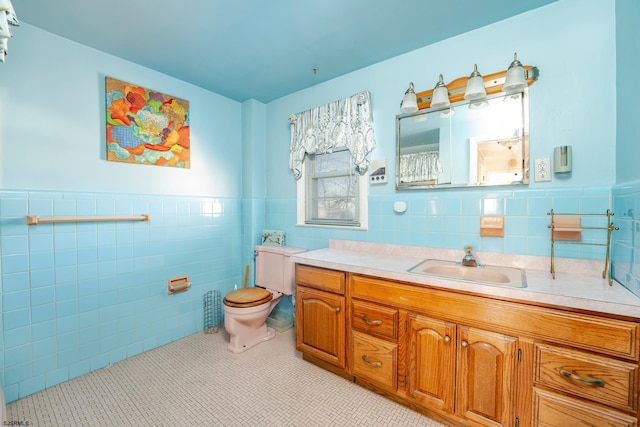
533 388 638 427
534 343 639 413
352 299 398 340
295 264 345 294
353 331 397 391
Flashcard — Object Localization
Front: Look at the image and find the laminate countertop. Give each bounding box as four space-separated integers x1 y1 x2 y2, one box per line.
291 247 640 319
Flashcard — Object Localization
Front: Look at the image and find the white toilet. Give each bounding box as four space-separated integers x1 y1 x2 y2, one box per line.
223 245 305 353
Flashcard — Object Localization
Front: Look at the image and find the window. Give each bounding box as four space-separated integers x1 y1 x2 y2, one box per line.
297 148 368 229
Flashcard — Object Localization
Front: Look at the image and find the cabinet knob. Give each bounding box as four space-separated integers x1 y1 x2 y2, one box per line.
461 340 469 348
361 315 383 326
362 355 382 367
443 335 451 343
559 369 606 387
334 306 341 313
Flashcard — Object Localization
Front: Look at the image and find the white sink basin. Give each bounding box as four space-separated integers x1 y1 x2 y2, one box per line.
408 259 526 288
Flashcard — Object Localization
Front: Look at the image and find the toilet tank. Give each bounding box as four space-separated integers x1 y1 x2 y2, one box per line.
255 245 306 295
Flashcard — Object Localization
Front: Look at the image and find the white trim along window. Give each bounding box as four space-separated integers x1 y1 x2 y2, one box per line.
289 91 376 230
296 148 368 229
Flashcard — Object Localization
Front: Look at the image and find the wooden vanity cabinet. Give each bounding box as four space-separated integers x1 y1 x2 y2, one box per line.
294 265 640 427
295 265 346 370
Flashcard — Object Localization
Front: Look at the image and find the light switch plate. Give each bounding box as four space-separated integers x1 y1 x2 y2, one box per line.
534 158 551 182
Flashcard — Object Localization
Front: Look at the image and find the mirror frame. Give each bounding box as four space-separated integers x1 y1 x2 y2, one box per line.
395 89 529 190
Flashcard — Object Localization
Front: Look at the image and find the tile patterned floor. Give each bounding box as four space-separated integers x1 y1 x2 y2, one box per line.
7 328 447 426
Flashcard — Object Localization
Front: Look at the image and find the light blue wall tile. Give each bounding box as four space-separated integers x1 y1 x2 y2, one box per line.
31 286 55 307
5 362 32 385
29 233 54 252
505 197 527 216
580 195 611 214
4 308 31 329
2 272 30 292
1 198 28 216
32 337 57 359
32 355 56 376
30 268 55 288
54 250 77 268
2 254 29 274
552 196 580 213
31 320 56 341
31 303 56 324
54 199 76 216
4 326 31 348
69 360 91 378
527 197 552 216
55 266 77 284
5 344 31 367
45 368 68 388
55 299 77 317
30 251 55 270
2 235 29 255
4 290 31 311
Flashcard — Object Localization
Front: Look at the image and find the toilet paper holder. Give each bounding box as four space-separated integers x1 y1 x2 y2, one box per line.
168 276 192 294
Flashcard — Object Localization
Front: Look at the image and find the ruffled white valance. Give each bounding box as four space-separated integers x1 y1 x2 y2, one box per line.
0 0 19 63
289 91 376 180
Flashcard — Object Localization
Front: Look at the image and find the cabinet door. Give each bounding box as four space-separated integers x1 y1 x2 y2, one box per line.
407 313 456 413
456 325 518 427
296 286 346 368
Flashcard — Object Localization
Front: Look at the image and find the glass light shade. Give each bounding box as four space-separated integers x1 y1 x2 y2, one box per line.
400 82 418 113
503 53 527 93
464 64 486 100
431 74 450 109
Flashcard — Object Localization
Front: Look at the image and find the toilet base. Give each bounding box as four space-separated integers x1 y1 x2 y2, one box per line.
227 326 277 354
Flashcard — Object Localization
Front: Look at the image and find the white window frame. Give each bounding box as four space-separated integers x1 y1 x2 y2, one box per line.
296 150 368 230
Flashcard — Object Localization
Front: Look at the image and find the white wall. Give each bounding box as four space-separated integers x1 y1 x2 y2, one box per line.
265 0 617 198
0 24 243 198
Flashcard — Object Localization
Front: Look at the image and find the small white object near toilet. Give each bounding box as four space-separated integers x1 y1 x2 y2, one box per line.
223 245 305 353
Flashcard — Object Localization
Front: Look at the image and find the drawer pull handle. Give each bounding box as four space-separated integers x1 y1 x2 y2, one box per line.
361 315 383 326
559 369 606 387
362 355 382 367
443 335 451 343
461 340 469 348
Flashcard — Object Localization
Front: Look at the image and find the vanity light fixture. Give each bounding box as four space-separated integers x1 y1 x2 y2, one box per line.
463 64 486 100
400 82 418 113
409 60 539 111
430 74 450 109
503 52 527 94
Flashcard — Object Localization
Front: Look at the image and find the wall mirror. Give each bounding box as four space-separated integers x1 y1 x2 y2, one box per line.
396 90 529 189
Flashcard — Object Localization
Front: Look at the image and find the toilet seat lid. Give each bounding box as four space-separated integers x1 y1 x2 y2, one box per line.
224 287 272 307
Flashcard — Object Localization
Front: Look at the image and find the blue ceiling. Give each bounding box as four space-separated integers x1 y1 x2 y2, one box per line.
15 0 557 103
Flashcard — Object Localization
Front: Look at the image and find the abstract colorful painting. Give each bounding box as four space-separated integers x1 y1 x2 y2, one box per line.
105 77 190 168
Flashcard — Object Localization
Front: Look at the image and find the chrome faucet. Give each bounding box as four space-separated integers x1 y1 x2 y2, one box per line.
461 245 477 267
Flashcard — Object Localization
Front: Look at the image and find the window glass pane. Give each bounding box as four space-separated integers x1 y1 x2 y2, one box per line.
314 149 352 173
311 176 357 221
305 149 360 225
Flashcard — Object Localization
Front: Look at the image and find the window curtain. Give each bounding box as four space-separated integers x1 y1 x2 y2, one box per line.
289 91 376 180
399 151 442 183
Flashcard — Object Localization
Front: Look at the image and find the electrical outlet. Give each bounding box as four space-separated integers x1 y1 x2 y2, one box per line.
534 158 551 182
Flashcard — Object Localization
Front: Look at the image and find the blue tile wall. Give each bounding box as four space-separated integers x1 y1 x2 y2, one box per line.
612 182 640 297
266 186 612 261
0 190 242 402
